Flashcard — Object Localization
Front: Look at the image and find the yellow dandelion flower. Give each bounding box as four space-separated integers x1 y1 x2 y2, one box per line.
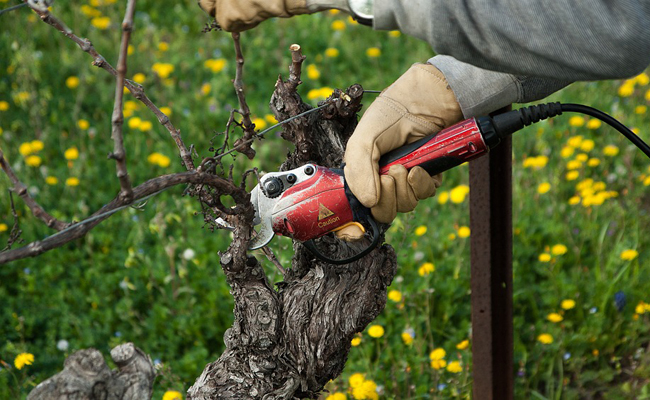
418 262 435 276
437 191 449 204
139 121 153 131
128 117 141 129
351 337 362 347
575 153 588 162
162 390 183 400
537 182 551 194
264 114 277 124
620 249 639 261
25 155 41 167
401 331 414 345
331 20 346 31
367 325 384 338
569 116 585 127
204 58 226 73
635 302 647 314
349 373 365 388
457 226 470 238
133 73 146 84
152 62 174 79
66 177 80 187
29 140 43 152
0 101 8 111
567 136 583 148
64 147 79 160
618 82 635 97
66 76 80 89
551 244 568 255
446 361 462 373
347 16 358 25
78 119 90 130
560 146 574 158
580 140 595 152
456 340 469 350
325 48 340 58
127 44 134 55
0 223 7 232
537 333 553 344
592 349 599 357
566 171 579 181
159 107 172 116
158 42 169 52
252 117 267 130
644 176 650 186
636 105 648 115
547 313 563 323
566 160 582 170
14 353 34 370
414 225 427 236
429 348 446 361
201 83 211 96
586 119 601 129
450 184 470 203
91 16 111 30
366 47 381 58
387 290 402 303
603 145 619 156
306 64 320 80
326 393 347 400
80 5 101 17
19 142 33 156
388 30 401 37
538 253 551 262
561 299 576 310
45 176 58 185
568 196 581 205
328 9 340 15
646 88 650 101
431 359 447 370
587 158 600 167
148 152 171 168
636 73 650 86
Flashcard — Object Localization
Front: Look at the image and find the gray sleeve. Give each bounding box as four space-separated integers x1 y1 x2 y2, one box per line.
374 0 650 81
430 55 571 117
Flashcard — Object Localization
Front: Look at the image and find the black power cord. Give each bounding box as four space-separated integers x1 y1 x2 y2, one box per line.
486 102 650 159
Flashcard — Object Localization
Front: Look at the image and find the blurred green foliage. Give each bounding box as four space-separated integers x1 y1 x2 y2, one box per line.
1 0 650 399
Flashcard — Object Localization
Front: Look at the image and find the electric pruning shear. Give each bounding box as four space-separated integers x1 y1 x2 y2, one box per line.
248 102 650 264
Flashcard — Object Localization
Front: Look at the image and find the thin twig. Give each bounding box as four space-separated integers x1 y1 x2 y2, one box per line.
0 171 248 264
1 192 24 252
287 44 306 91
109 0 137 202
30 5 195 171
261 246 286 277
231 32 256 159
0 150 69 231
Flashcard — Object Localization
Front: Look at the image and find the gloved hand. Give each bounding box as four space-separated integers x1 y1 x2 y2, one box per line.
198 0 351 32
340 63 463 239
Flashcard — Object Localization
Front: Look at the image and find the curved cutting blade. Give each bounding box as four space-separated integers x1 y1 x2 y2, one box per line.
248 185 275 250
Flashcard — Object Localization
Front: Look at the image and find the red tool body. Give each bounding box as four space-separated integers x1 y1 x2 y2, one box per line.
267 117 492 242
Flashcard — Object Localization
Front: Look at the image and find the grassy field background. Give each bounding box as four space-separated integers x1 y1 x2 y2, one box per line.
1 1 650 399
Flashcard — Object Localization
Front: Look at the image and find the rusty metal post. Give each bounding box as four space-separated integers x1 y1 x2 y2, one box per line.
469 131 513 400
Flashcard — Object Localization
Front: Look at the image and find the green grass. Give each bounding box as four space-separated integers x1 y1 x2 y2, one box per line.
1 1 650 399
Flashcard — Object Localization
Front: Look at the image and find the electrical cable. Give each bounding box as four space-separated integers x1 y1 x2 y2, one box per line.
560 103 650 159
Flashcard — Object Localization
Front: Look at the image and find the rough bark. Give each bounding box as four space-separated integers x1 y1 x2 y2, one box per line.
27 343 155 400
187 78 397 399
28 59 397 400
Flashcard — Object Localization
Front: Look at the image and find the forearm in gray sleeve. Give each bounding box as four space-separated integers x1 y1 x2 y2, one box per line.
376 0 650 81
429 55 571 118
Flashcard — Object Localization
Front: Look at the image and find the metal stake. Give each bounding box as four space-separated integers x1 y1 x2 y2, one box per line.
469 132 514 400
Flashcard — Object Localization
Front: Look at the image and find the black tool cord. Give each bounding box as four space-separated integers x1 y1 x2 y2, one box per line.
560 103 650 159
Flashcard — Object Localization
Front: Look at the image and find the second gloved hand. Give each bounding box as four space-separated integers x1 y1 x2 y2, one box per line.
198 0 351 32
343 63 463 228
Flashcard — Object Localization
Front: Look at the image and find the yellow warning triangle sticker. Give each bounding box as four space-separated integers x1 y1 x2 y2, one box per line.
318 203 335 220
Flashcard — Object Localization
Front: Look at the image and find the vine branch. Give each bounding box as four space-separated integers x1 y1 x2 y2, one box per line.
109 0 137 202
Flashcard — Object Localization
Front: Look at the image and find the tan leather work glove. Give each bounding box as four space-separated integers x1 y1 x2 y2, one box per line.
197 0 351 32
340 63 463 239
